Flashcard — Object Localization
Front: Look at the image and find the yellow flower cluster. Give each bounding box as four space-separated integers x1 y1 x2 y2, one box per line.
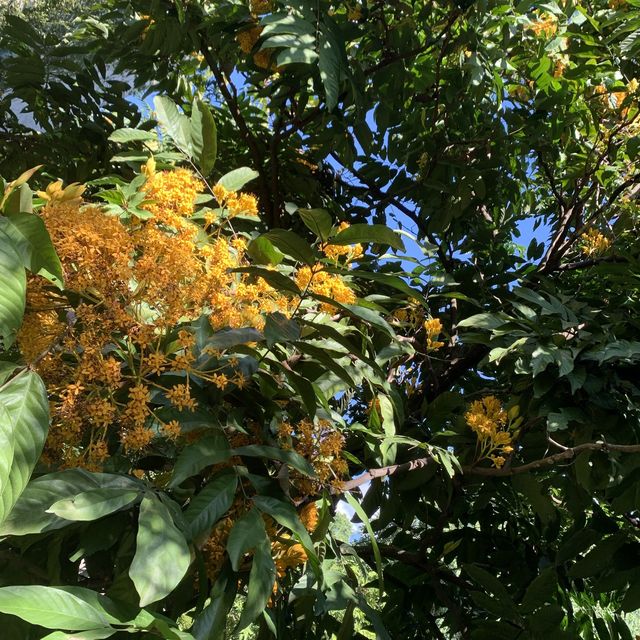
278 419 348 495
202 497 318 584
18 170 289 469
347 3 363 21
272 502 318 579
580 228 611 256
212 184 259 219
321 222 364 263
237 25 263 54
295 265 357 313
250 0 273 14
529 14 558 38
424 317 445 351
465 396 514 468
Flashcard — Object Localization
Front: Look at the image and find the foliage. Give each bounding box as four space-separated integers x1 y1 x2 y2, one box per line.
2 0 640 638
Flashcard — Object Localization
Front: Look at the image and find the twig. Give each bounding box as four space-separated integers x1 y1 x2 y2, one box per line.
338 441 640 490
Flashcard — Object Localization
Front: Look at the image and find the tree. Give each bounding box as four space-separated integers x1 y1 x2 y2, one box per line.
1 0 640 638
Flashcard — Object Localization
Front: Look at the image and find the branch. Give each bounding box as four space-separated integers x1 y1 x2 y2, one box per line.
340 457 433 492
364 11 461 76
464 441 640 476
340 441 640 490
199 43 277 224
556 255 627 271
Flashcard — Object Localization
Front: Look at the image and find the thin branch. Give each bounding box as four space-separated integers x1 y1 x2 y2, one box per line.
556 255 626 271
465 441 640 476
340 441 640 490
364 11 461 76
199 43 276 224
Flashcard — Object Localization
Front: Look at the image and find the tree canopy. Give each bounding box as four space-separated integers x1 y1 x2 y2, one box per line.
2 0 640 638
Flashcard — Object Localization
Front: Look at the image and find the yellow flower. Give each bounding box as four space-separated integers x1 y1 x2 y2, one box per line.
36 181 86 205
580 228 610 256
236 25 263 54
465 396 513 468
321 222 363 262
250 0 273 14
529 13 558 38
295 265 357 312
167 384 197 411
424 317 445 350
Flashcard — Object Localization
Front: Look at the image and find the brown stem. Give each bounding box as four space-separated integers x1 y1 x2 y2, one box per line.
340 441 640 490
199 44 277 225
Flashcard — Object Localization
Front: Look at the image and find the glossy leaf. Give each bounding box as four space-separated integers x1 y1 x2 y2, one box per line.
129 495 191 606
0 371 49 526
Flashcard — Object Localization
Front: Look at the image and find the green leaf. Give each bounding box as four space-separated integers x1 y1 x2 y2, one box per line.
192 568 237 640
231 444 315 477
184 470 237 539
264 312 301 347
154 96 192 156
2 213 64 288
237 539 275 630
512 474 556 525
0 469 141 535
568 535 625 579
47 488 140 522
217 167 259 192
190 99 217 175
4 182 33 215
345 492 383 592
298 208 333 241
456 313 510 330
621 581 640 613
0 586 112 631
42 630 116 640
232 266 301 295
205 327 262 350
226 507 268 571
0 371 49 526
330 223 405 252
129 494 191 606
263 229 315 265
521 568 557 612
318 27 340 111
464 565 511 601
0 227 27 349
170 432 231 487
253 495 314 551
247 236 284 265
108 128 157 143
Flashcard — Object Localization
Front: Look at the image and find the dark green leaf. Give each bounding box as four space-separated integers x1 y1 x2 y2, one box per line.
237 539 276 630
226 507 268 571
298 208 333 241
170 433 231 487
184 470 237 539
263 229 315 265
331 224 405 251
190 99 217 175
129 494 191 606
0 228 26 350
